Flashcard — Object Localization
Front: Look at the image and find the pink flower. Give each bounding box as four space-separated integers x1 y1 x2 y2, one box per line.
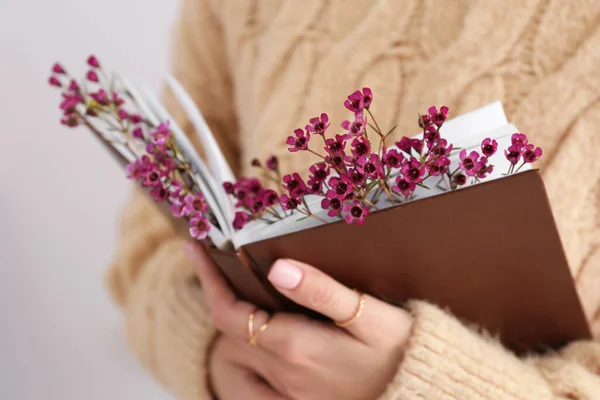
87 55 101 68
411 139 424 154
429 138 452 156
280 194 299 210
394 177 416 196
344 90 365 113
150 186 169 202
357 154 383 179
481 138 498 157
321 195 343 217
189 215 210 239
401 157 426 183
60 115 79 127
183 193 209 215
342 200 370 225
143 165 163 187
52 63 66 74
90 89 110 106
305 113 329 136
459 150 483 176
223 182 235 194
351 136 370 158
233 212 250 230
428 106 449 127
328 175 353 199
362 88 373 109
426 156 451 176
266 156 278 171
307 178 323 194
48 76 61 87
341 113 366 137
286 128 310 152
504 144 523 165
383 148 404 169
511 133 529 146
395 137 423 155
454 173 467 186
132 127 144 139
263 190 280 207
347 168 366 186
117 109 128 120
60 93 83 114
282 173 307 198
68 80 80 92
523 145 542 163
246 196 265 214
86 70 99 83
309 163 330 183
476 156 494 179
126 156 151 180
112 92 124 106
151 122 171 150
129 114 143 124
325 134 347 156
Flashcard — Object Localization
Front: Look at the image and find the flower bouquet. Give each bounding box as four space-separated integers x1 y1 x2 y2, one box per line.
49 57 590 352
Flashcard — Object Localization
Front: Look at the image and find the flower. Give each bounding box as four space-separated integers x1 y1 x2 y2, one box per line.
428 106 449 127
504 144 523 165
86 70 99 83
325 134 347 156
511 133 529 146
266 156 278 171
453 173 467 186
309 163 330 183
328 175 353 199
395 137 423 155
233 212 250 230
343 200 370 225
344 91 364 113
401 157 426 183
429 138 452 156
263 190 279 207
132 127 144 139
476 156 494 179
347 168 366 186
459 150 483 176
129 114 143 124
247 197 265 214
117 109 128 120
411 138 424 154
48 76 62 87
394 177 416 196
151 122 171 150
183 193 209 215
282 173 308 198
60 93 83 114
305 113 329 136
481 138 498 157
280 194 299 210
523 145 542 163
143 165 163 187
426 155 451 176
351 136 370 158
383 148 404 169
60 115 79 127
68 80 80 92
321 195 343 217
87 55 101 68
223 182 235 194
150 186 169 202
357 154 383 179
286 128 310 152
52 63 66 74
341 113 366 137
112 92 124 106
90 89 110 106
361 88 373 109
189 215 210 239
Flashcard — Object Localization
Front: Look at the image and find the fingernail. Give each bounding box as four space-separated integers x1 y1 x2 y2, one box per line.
268 260 303 290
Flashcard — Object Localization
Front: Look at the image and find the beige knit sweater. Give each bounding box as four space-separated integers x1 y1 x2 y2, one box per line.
107 0 600 399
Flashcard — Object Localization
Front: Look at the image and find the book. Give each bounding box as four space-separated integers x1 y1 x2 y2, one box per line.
54 69 591 353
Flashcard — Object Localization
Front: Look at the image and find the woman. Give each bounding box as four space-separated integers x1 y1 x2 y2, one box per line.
107 0 600 398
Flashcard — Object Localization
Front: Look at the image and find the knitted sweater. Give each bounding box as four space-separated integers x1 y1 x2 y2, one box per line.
107 0 600 398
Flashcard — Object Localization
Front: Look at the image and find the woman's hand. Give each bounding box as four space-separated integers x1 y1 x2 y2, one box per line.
187 243 413 400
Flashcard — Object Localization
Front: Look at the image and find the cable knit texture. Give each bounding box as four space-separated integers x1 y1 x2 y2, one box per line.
107 0 600 398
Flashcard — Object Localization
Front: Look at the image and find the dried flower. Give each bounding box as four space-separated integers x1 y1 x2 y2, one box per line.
343 200 369 225
454 173 467 186
286 128 310 152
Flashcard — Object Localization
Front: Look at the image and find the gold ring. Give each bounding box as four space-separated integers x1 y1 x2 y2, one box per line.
248 309 269 347
335 291 366 327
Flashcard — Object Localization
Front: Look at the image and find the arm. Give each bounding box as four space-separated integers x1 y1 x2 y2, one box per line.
106 0 236 397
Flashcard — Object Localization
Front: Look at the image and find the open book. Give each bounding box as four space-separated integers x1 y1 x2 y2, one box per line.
79 75 590 352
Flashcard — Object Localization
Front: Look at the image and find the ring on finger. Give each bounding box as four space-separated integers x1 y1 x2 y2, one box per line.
248 309 270 347
335 290 366 327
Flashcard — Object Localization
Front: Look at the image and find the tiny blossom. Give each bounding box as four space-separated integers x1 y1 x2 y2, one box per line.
351 136 371 158
343 200 370 225
426 156 451 176
90 89 110 106
504 144 523 165
305 113 329 136
189 215 210 239
394 176 416 196
459 150 483 177
150 185 169 202
143 164 163 187
117 109 128 120
126 156 151 180
87 55 100 68
324 134 347 156
280 194 299 210
223 182 235 194
60 93 83 114
328 175 353 199
344 90 365 113
48 76 61 87
233 212 251 230
263 190 279 207
357 154 383 179
396 137 412 154
419 113 431 129
523 145 542 163
151 122 171 150
321 196 343 217
246 196 265 214
286 128 310 152
428 106 449 127
112 92 124 106
326 153 348 172
481 138 498 157
52 63 66 74
183 193 208 215
341 113 366 137
282 173 308 198
401 157 426 183
454 173 467 186
361 88 373 109
309 163 330 183
411 138 424 154
476 158 494 179
129 114 143 124
60 115 79 127
68 80 80 92
86 70 99 83
347 168 366 186
511 133 529 146
132 127 144 139
307 178 322 194
266 156 278 171
383 148 404 169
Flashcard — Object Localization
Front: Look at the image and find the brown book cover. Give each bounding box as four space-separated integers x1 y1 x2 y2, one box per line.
205 170 591 353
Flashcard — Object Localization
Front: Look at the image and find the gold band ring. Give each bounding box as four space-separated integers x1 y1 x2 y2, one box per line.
335 291 366 327
248 309 269 347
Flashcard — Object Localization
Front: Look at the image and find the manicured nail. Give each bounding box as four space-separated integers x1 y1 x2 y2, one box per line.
268 260 303 290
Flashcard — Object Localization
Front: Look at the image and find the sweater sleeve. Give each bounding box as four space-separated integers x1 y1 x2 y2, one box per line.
106 0 236 398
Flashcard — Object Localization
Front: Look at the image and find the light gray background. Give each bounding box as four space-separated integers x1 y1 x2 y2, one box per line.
0 1 181 399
